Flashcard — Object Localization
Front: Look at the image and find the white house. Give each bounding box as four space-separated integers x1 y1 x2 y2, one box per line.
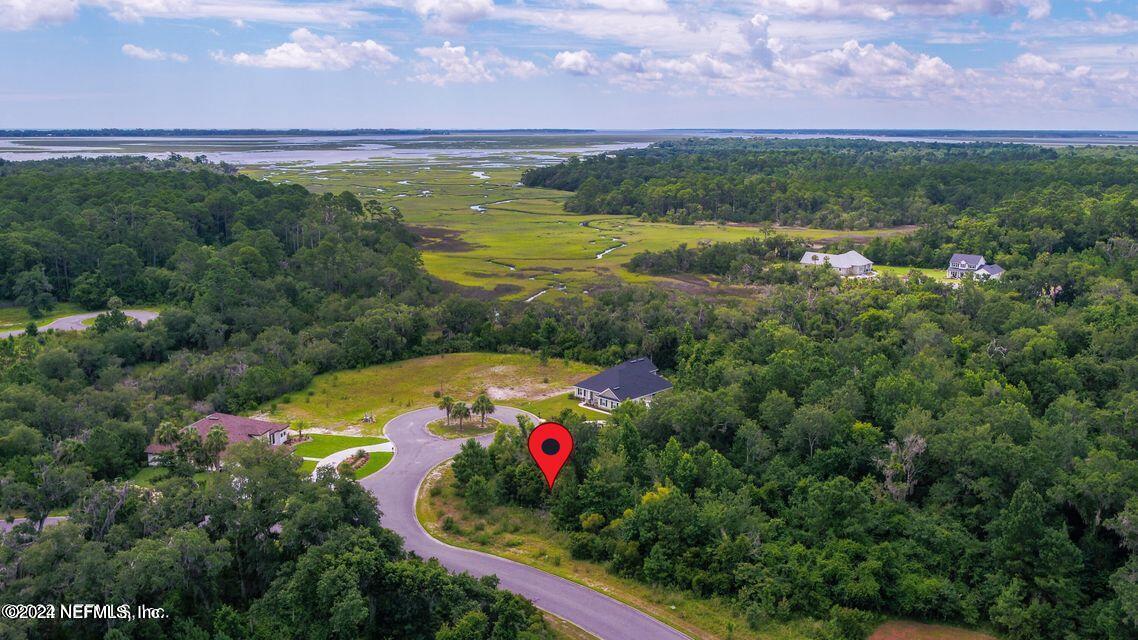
947 254 1005 280
800 250 874 277
573 358 673 411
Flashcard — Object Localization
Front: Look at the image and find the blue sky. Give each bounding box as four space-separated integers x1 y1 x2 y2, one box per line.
1 0 1136 129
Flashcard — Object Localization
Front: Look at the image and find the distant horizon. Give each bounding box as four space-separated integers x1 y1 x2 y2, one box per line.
4 128 1138 136
2 1 1135 130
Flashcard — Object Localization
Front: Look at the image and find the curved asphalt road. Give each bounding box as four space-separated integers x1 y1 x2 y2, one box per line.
360 407 690 640
0 310 159 338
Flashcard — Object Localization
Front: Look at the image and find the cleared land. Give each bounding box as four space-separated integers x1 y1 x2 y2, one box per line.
243 162 915 301
265 352 602 433
870 621 999 640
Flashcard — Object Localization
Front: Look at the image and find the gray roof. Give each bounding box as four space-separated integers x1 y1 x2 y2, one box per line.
949 253 986 269
977 263 1005 275
574 358 672 401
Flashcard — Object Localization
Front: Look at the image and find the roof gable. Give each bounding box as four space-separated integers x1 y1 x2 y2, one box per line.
950 253 986 268
574 358 673 401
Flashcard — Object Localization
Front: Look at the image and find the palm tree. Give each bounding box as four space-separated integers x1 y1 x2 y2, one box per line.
203 425 229 470
155 421 180 447
290 420 308 441
472 393 496 428
451 402 470 428
438 395 455 425
153 421 182 464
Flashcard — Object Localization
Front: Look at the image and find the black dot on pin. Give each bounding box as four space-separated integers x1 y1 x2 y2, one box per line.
541 438 560 456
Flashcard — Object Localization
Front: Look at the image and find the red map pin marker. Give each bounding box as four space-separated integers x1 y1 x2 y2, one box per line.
528 421 574 490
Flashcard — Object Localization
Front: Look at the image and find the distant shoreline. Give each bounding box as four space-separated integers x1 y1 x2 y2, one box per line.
1 128 1135 139
0 128 595 138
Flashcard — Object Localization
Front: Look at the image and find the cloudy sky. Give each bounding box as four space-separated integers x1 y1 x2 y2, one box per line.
1 0 1136 129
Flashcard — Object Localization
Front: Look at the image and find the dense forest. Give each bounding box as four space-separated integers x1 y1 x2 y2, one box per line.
3 443 553 640
2 153 1137 639
0 158 553 639
454 269 1138 640
522 140 1138 270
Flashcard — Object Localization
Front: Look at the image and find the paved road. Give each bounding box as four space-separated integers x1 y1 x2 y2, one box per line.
359 407 689 640
311 441 394 479
0 310 159 338
0 515 66 533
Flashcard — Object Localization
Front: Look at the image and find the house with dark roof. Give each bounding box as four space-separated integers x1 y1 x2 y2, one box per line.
146 413 289 465
947 253 1005 280
572 358 673 411
976 263 1005 280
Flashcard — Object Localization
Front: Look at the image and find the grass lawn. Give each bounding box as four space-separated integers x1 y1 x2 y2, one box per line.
513 393 609 421
427 417 500 439
419 466 819 640
245 160 917 301
265 352 600 433
292 433 388 458
0 302 85 330
872 264 951 282
298 460 317 475
351 451 393 478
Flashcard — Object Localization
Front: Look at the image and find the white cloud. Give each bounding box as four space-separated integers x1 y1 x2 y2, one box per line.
121 43 188 62
1011 12 1138 38
741 13 778 68
412 0 493 34
413 41 541 85
593 36 963 102
413 41 492 84
754 0 1050 21
654 52 736 79
481 49 542 79
553 49 601 75
94 0 378 24
0 0 77 31
757 0 895 20
216 28 398 71
0 0 377 30
582 0 670 12
770 40 960 99
611 51 649 73
1006 52 1061 75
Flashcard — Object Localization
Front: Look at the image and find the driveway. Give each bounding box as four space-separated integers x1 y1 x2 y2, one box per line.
311 441 395 479
360 406 689 640
0 310 159 338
